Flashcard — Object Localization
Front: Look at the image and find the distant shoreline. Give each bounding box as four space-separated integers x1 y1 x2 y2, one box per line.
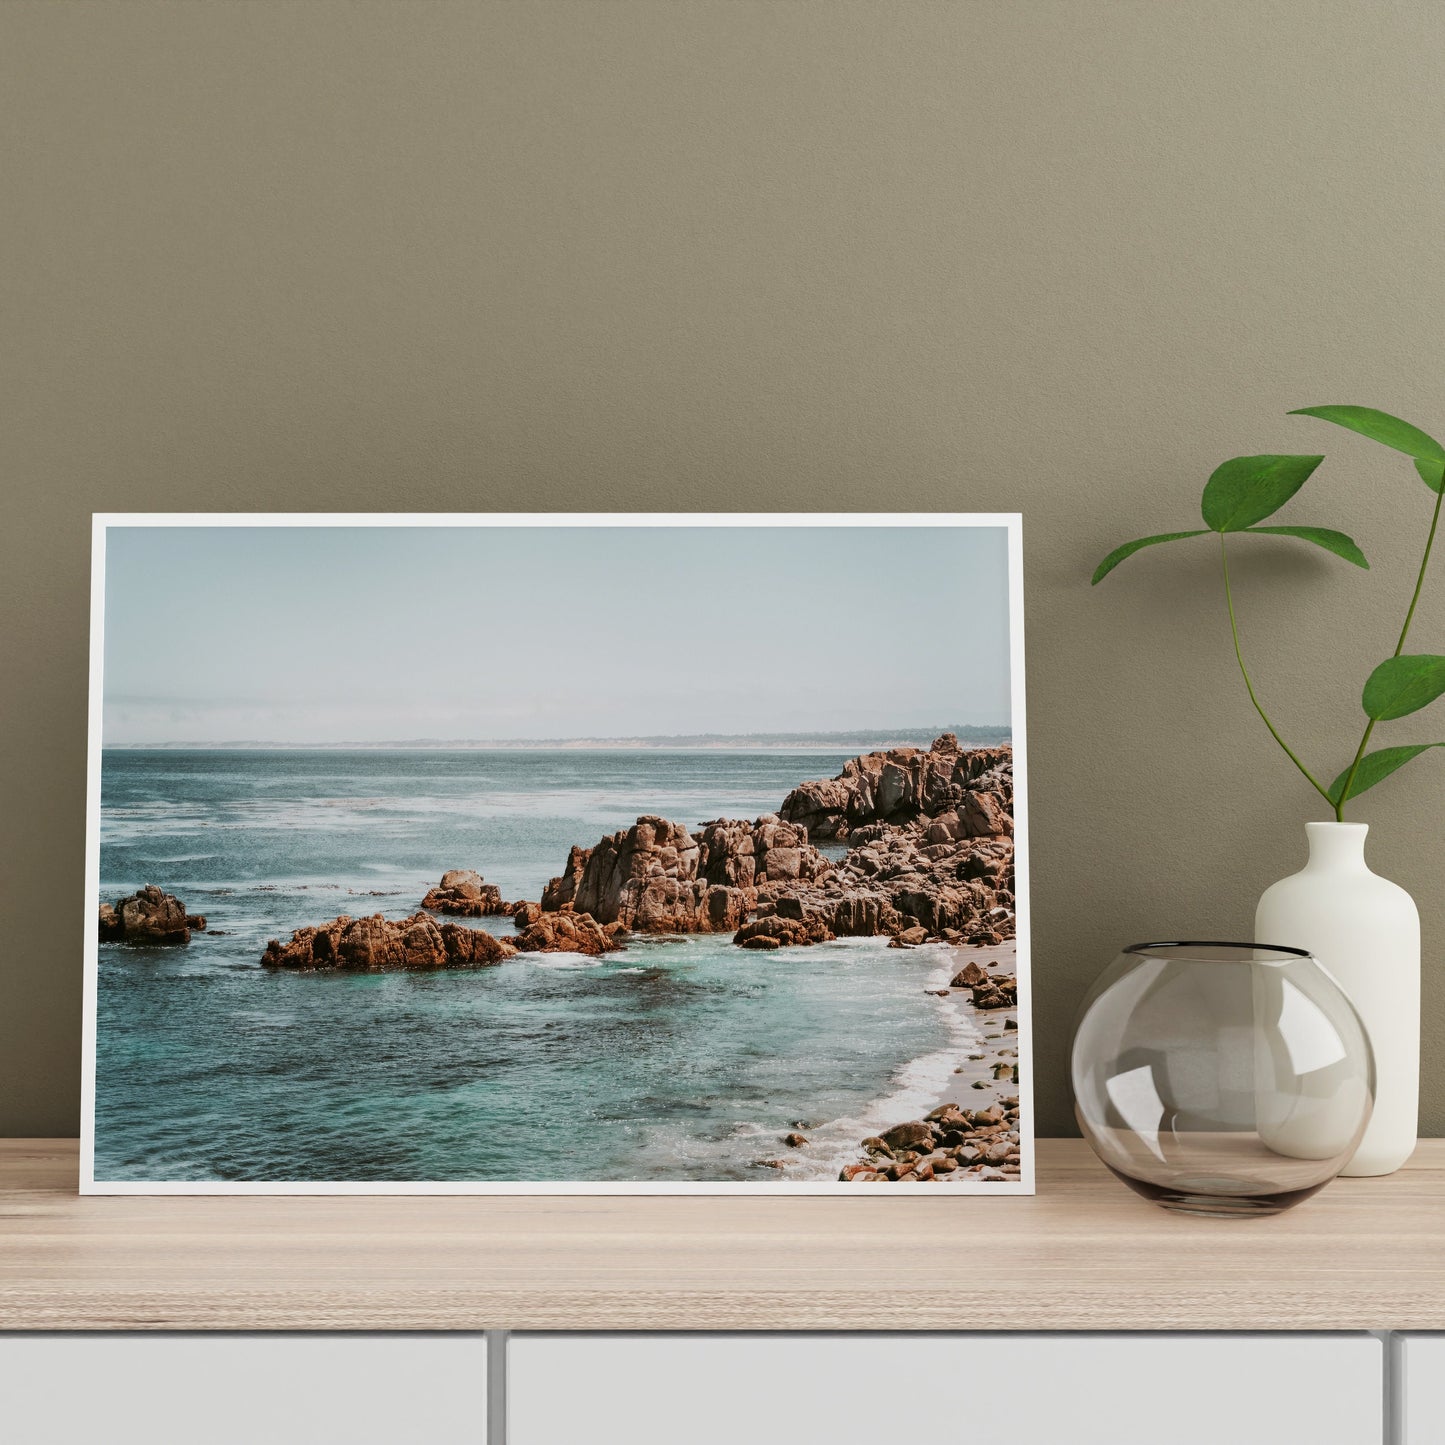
104 728 1012 753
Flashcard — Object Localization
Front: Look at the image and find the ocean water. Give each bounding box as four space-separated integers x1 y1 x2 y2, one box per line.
94 750 973 1183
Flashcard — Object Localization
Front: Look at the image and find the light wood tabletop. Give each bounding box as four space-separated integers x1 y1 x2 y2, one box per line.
2 1138 1442 1332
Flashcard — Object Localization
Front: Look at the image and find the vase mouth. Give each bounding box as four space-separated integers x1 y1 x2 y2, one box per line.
1123 940 1313 965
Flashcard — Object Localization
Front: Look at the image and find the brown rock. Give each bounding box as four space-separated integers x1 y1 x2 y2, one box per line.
512 910 621 957
261 913 515 971
768 741 1017 948
826 893 901 937
879 1121 934 1153
774 776 855 840
924 812 967 844
737 933 782 951
782 1132 809 1148
962 789 1012 838
439 868 484 898
541 815 824 935
421 868 507 917
98 885 195 946
733 914 835 950
780 737 1011 835
540 845 590 912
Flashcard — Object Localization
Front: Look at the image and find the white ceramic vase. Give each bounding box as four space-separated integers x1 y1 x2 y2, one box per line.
1255 821 1420 1176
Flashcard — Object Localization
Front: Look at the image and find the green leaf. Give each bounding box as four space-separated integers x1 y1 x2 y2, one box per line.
1244 525 1369 568
1415 457 1445 494
1361 654 1445 721
1290 405 1445 463
1091 530 1209 584
1328 744 1445 805
1200 455 1324 532
1292 406 1445 495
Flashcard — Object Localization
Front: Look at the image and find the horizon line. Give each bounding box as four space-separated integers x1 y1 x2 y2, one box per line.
104 725 1013 752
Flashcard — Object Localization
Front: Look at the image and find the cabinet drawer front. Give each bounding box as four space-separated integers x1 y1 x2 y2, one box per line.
1404 1335 1445 1442
510 1333 1380 1445
0 1333 486 1445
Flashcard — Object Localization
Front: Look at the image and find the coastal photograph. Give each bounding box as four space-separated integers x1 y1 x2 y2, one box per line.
83 516 1031 1192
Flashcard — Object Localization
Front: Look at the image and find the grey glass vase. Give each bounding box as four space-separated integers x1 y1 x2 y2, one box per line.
1072 942 1375 1217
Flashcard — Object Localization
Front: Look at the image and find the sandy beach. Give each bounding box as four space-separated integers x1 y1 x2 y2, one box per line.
822 939 1021 1184
931 940 1021 1112
773 939 1021 1184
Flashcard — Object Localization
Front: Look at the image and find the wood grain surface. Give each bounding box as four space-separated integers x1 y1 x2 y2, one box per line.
2 1138 1442 1331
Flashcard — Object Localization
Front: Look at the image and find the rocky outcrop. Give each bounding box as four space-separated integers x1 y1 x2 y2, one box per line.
540 847 589 913
256 738 1014 971
421 868 508 917
742 737 1016 950
512 909 626 957
524 741 1013 953
539 816 698 923
540 814 831 934
261 913 515 971
739 828 1014 951
98 885 205 946
780 733 1012 840
696 815 831 891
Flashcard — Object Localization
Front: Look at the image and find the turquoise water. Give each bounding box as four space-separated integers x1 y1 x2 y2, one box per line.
94 750 966 1183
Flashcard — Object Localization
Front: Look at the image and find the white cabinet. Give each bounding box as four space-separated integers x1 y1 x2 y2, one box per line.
1404 1335 1445 1442
0 1333 487 1445
0 1329 1396 1443
509 1333 1382 1445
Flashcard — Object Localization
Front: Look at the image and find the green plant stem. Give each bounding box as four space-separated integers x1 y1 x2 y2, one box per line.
1220 534 1335 806
1334 480 1445 818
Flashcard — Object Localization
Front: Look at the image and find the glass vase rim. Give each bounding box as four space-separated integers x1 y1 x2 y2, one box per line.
1121 939 1314 965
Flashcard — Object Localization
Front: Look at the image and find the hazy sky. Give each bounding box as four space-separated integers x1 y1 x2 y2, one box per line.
101 524 1013 743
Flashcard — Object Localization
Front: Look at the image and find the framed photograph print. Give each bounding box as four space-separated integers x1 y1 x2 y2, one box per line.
82 514 1031 1194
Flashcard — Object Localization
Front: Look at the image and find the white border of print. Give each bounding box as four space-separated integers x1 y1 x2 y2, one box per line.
82 513 1033 1196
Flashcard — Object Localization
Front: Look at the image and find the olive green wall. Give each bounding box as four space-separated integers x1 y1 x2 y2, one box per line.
4 0 1443 1139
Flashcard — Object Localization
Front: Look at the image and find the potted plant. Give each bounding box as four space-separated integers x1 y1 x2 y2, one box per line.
1094 406 1443 1175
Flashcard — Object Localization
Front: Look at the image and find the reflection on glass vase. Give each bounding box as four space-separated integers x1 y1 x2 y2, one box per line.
1072 942 1374 1217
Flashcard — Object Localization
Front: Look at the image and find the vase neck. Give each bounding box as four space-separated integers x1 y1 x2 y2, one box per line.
1304 821 1369 871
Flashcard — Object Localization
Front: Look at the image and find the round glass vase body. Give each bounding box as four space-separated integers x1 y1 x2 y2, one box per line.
1072 942 1374 1218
